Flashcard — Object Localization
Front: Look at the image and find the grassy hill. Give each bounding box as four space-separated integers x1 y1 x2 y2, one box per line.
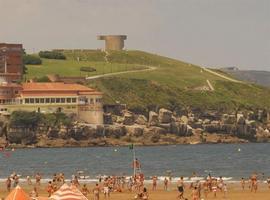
26 50 270 113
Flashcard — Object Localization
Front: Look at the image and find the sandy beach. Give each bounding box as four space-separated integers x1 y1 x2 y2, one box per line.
1 181 270 200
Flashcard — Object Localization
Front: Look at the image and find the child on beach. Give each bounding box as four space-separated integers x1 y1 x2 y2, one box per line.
27 176 32 185
191 186 199 200
134 187 149 200
223 184 228 198
29 187 38 199
81 184 90 197
46 181 54 197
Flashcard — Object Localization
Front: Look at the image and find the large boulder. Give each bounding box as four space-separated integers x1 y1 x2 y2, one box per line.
180 116 189 124
203 122 220 133
125 125 144 137
103 113 113 125
221 114 236 124
105 125 126 138
170 122 190 136
158 123 171 132
149 111 159 126
145 126 166 135
158 108 172 123
237 114 245 125
123 112 135 125
7 128 37 145
135 115 148 125
220 124 235 134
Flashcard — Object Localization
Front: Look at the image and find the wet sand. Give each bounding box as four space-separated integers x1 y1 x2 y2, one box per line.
0 182 270 200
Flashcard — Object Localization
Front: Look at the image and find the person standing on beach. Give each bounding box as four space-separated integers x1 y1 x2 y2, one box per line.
103 178 110 199
35 173 41 186
27 176 32 185
93 183 101 200
212 179 218 198
46 181 54 197
251 173 258 193
191 186 199 200
223 184 228 198
152 176 157 191
177 177 185 199
267 177 270 189
6 177 11 192
241 178 245 190
81 184 90 197
164 177 168 191
203 179 208 198
13 174 19 188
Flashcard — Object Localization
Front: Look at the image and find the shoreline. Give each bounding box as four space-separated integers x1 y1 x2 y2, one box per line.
6 140 269 149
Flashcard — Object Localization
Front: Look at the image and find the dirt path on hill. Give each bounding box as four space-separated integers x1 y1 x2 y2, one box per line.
86 66 157 80
202 67 242 83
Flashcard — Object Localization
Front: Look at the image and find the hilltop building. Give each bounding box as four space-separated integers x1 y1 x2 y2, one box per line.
0 43 23 82
97 35 127 50
0 43 103 124
0 82 104 124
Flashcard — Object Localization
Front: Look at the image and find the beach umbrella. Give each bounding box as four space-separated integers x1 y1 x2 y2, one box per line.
5 185 29 200
49 184 88 200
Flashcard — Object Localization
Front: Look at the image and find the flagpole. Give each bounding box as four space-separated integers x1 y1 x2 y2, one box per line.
133 146 136 177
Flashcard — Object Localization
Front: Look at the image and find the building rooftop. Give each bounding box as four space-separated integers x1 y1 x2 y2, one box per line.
22 82 95 92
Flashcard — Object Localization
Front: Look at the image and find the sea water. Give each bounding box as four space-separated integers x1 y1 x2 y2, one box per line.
0 143 269 182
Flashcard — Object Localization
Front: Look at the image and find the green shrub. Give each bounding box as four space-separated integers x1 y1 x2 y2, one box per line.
10 111 43 128
23 55 42 65
35 76 51 82
10 111 72 128
39 51 66 60
80 66 96 72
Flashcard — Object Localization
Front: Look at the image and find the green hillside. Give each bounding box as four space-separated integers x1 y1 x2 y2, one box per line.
26 50 270 113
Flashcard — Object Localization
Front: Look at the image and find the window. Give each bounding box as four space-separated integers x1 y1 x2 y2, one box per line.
51 98 55 103
90 98 94 104
30 98 34 104
61 98 65 103
72 98 76 103
40 98 45 104
67 98 71 103
25 98 29 104
96 98 102 103
56 98 60 103
35 98 40 104
46 98 50 103
14 90 18 94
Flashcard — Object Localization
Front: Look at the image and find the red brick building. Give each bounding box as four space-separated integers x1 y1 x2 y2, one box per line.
0 43 23 82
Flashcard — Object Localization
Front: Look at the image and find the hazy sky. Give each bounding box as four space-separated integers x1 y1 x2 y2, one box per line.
0 0 269 70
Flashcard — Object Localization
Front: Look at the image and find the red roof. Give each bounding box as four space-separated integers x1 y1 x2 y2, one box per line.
22 82 94 91
20 82 102 97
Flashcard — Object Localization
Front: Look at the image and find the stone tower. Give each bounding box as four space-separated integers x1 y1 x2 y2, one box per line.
97 35 127 51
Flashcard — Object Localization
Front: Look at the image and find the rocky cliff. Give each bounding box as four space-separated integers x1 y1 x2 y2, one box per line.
0 108 269 148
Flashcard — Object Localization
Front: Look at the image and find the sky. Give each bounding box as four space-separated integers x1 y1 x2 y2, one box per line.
0 0 269 70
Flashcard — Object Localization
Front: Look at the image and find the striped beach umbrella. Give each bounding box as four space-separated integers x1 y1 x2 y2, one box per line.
5 185 29 200
49 183 88 200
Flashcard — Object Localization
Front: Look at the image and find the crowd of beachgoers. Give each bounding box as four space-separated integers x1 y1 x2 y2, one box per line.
3 171 270 200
